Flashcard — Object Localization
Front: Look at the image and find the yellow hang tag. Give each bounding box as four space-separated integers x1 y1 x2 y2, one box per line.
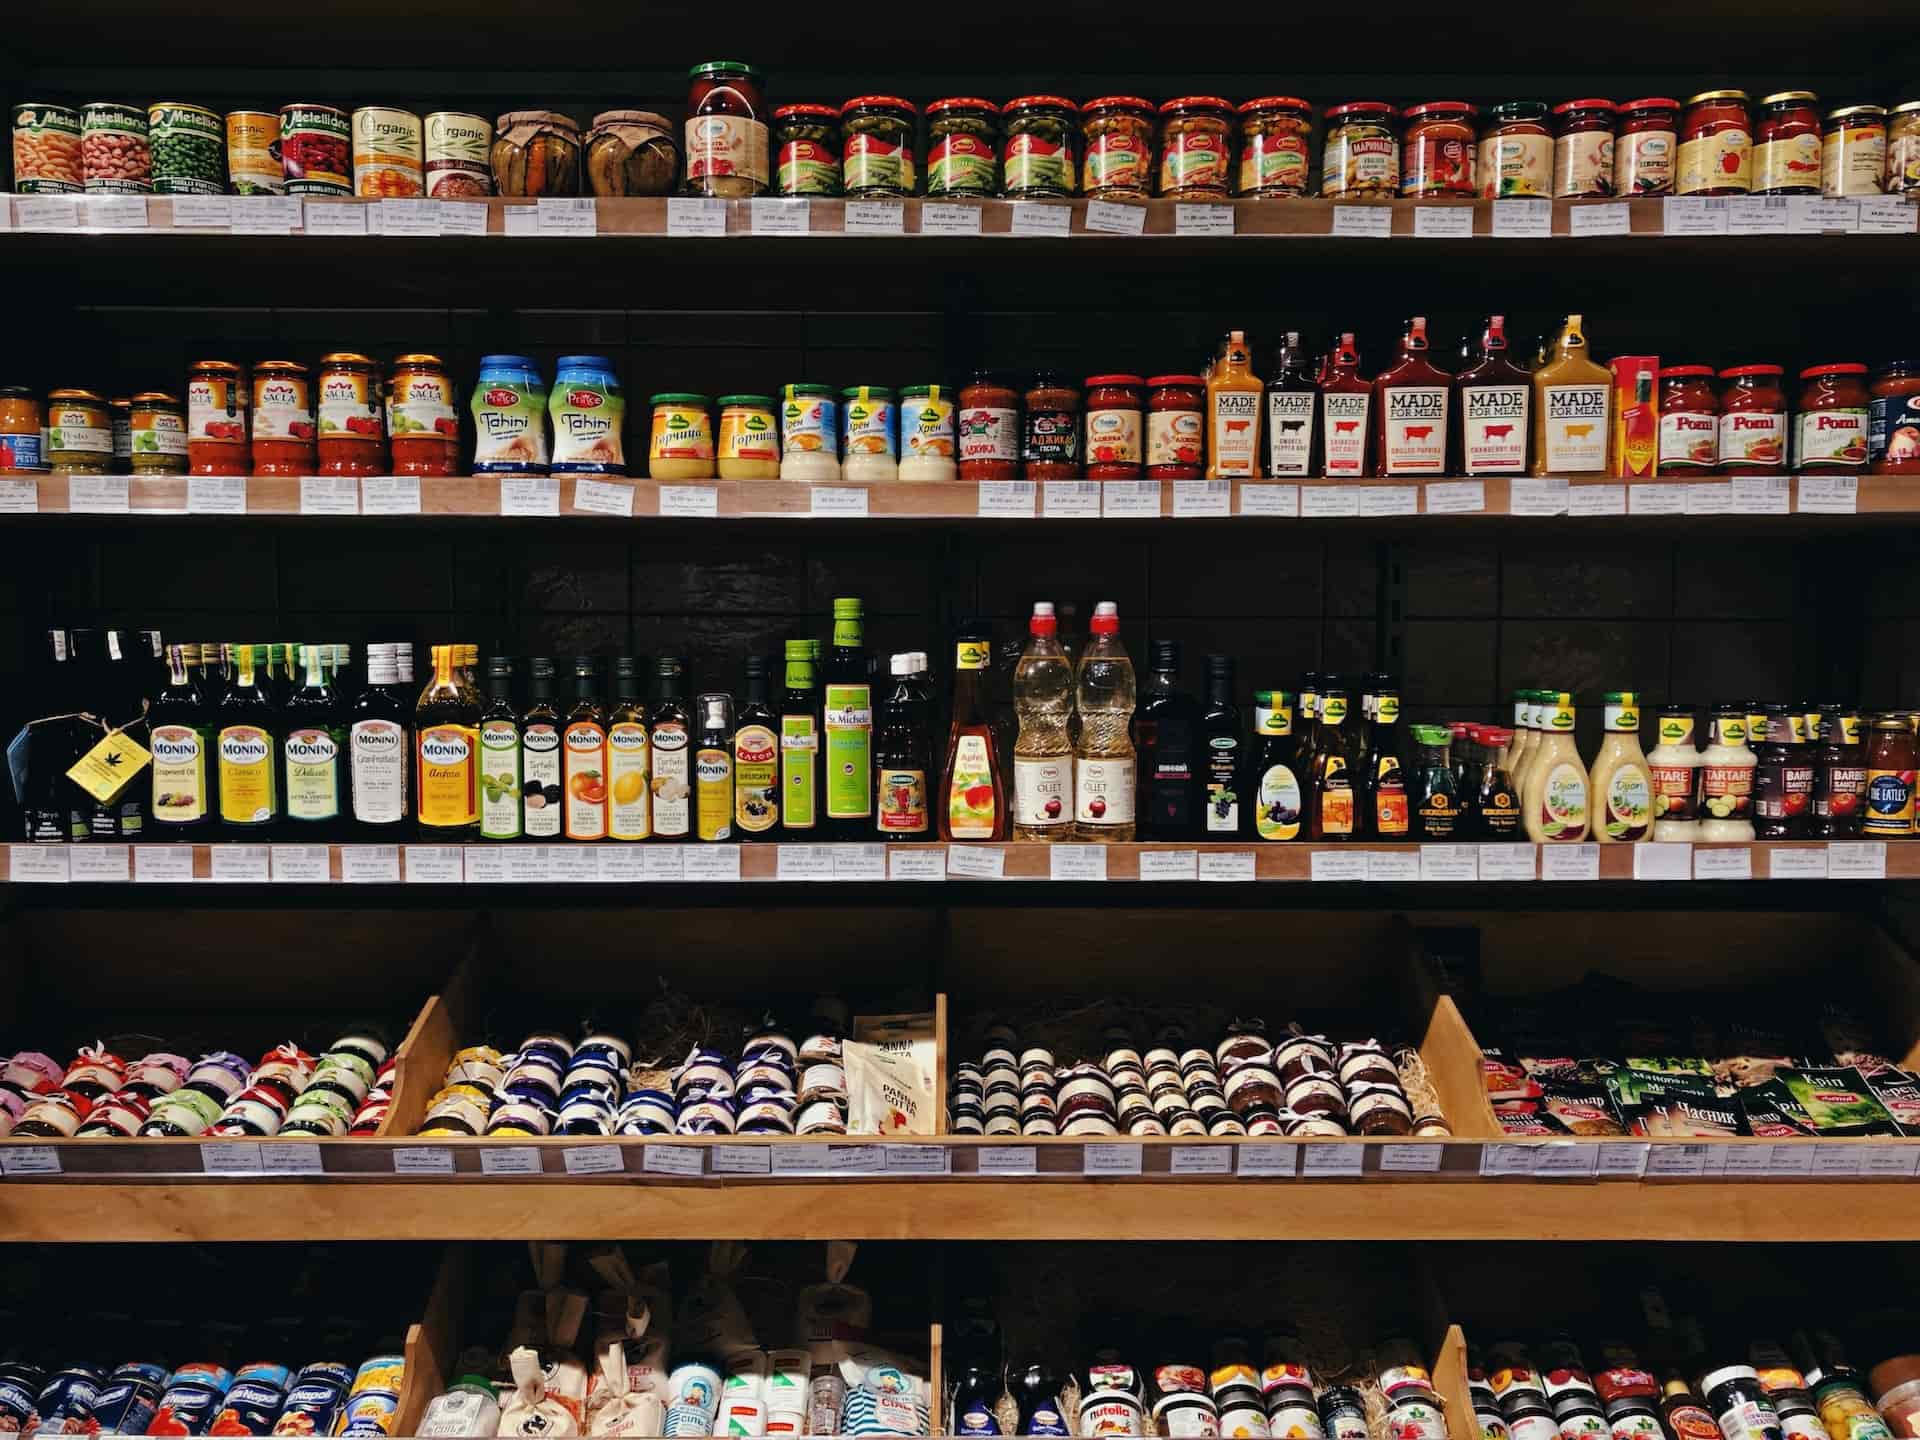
66 729 152 804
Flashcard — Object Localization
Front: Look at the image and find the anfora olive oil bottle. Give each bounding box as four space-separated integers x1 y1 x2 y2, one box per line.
415 643 479 837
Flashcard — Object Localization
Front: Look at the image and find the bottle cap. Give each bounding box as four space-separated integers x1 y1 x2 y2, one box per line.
656 656 683 677
615 656 639 679
1030 602 1057 636
890 652 916 675
745 655 766 678
529 657 555 679
1090 601 1119 635
573 656 597 678
784 639 811 662
833 597 863 620
1207 653 1232 676
1152 639 1181 668
487 656 514 679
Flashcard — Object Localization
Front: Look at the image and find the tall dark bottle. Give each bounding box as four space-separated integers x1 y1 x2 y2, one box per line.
878 651 934 840
1264 330 1318 478
149 642 215 837
1201 654 1242 835
1014 1361 1067 1437
778 640 821 835
216 643 281 835
348 643 411 837
1308 681 1356 840
952 1362 1005 1436
823 597 874 839
733 656 779 840
282 641 347 838
478 657 522 841
1374 315 1451 477
519 658 563 839
1453 313 1533 476
1363 678 1408 838
1317 333 1371 478
1136 639 1202 839
649 658 692 840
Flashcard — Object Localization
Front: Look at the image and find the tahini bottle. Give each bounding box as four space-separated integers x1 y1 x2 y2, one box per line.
1012 602 1074 840
1532 313 1612 476
1072 602 1136 841
1522 691 1590 842
1588 689 1653 842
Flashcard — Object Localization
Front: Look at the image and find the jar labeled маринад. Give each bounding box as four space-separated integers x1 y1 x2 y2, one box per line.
926 98 997 198
1322 102 1398 199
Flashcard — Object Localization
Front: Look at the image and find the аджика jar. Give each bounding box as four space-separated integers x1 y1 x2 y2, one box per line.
1678 90 1752 195
1616 97 1678 194
1657 366 1718 472
685 61 768 198
186 359 248 475
1023 375 1082 479
1794 363 1871 471
1717 365 1788 474
318 352 387 476
1553 98 1617 196
1082 96 1155 200
1478 102 1552 197
1823 105 1887 197
1322 101 1398 199
248 361 316 477
387 354 459 475
1158 96 1233 200
1147 375 1205 479
1400 102 1476 198
1754 91 1822 195
1004 96 1079 199
779 383 838 480
773 104 840 196
841 96 917 198
1085 375 1145 479
1871 360 1920 473
1238 96 1313 198
926 98 998 198
958 372 1020 480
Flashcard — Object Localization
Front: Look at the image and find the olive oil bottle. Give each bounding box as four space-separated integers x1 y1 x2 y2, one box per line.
563 657 608 842
478 656 522 841
778 639 820 835
348 643 411 836
415 643 479 838
519 658 563 839
695 692 734 841
650 657 692 839
823 597 874 838
149 642 214 836
282 641 347 838
733 656 778 839
216 643 280 835
606 657 651 842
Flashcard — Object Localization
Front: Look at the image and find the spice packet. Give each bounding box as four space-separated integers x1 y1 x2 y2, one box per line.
1494 1099 1565 1136
1739 1079 1817 1138
1781 1065 1900 1135
1539 1082 1625 1137
1867 1069 1920 1136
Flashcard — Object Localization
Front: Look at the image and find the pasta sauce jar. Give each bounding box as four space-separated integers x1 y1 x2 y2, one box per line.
1237 97 1312 197
1084 375 1145 479
187 360 248 476
1616 98 1678 194
1754 91 1821 195
387 354 459 476
1478 102 1551 197
316 352 386 476
1147 375 1205 479
1656 367 1718 471
1552 99 1616 197
1794 363 1871 471
248 361 316 476
1022 375 1081 479
1717 365 1788 474
1157 97 1233 200
958 373 1020 480
1081 97 1155 200
1678 90 1752 195
1400 102 1476 198
1870 360 1920 473
1322 102 1398 199
1823 105 1887 196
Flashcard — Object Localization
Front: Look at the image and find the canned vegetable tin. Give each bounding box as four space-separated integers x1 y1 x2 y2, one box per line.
11 103 83 192
148 101 226 194
280 103 351 196
226 110 285 194
82 101 152 193
353 106 424 197
425 111 493 196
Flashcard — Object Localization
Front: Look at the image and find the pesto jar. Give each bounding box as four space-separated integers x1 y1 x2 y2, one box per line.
927 97 999 198
1003 95 1080 199
773 103 840 196
840 95 917 198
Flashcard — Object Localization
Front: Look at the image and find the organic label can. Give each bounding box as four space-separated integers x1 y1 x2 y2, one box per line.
280 103 351 196
12 102 83 193
424 111 493 197
148 101 226 195
226 110 285 195
82 102 152 194
353 106 424 197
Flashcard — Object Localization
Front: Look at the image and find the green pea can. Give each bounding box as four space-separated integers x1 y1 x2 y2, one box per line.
147 101 226 195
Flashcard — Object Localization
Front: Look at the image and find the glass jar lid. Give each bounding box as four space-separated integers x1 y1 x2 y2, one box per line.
927 97 1000 116
1686 90 1751 105
717 394 776 407
688 61 760 80
1552 98 1617 114
841 95 916 117
1486 101 1549 123
772 104 838 121
650 392 711 406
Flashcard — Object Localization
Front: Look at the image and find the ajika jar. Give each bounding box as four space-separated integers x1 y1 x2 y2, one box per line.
1085 375 1144 479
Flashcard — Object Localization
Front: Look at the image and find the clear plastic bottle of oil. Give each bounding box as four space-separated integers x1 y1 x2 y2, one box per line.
1013 602 1074 841
1072 601 1137 842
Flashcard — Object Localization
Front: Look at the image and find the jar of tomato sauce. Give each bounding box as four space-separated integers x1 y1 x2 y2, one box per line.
1871 361 1920 474
1085 375 1144 479
1717 365 1788 474
387 354 459 476
1655 367 1717 472
1616 97 1678 194
957 372 1020 481
1678 90 1752 195
1754 91 1821 195
1023 375 1081 480
1552 99 1616 197
1146 375 1205 480
1478 102 1551 197
1794 363 1871 472
249 361 316 476
315 352 386 476
1399 102 1476 198
187 359 248 476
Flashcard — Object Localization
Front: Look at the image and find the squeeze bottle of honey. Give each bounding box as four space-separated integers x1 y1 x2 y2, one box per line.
1531 314 1613 476
1206 329 1262 479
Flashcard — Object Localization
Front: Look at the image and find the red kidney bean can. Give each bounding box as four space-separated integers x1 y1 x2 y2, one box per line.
280 103 351 196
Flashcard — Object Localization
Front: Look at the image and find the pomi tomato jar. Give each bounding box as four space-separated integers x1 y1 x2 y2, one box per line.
1794 363 1871 471
1616 98 1678 194
1657 366 1718 471
1678 90 1752 195
187 360 248 476
1717 365 1788 474
1400 102 1476 198
249 361 316 476
1085 375 1145 479
1147 375 1205 479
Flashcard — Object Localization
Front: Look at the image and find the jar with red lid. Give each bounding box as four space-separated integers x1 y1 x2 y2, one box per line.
1157 97 1233 200
1238 97 1313 197
1871 361 1920 473
1082 96 1155 200
1023 375 1081 479
1657 366 1718 472
1717 365 1788 474
1147 376 1205 479
840 95 917 198
1617 98 1679 194
925 98 997 198
1085 375 1144 479
1754 90 1821 195
1478 101 1551 197
958 372 1020 480
1400 102 1476 198
685 60 769 198
1552 99 1616 197
1003 96 1079 199
773 103 841 197
1794 363 1871 471
1321 102 1398 199
186 359 248 476
1678 90 1752 195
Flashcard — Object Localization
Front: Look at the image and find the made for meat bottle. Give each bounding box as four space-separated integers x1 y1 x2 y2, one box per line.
1532 314 1613 476
1265 331 1317 477
1454 315 1532 475
1207 329 1262 478
1318 333 1372 477
1375 316 1451 476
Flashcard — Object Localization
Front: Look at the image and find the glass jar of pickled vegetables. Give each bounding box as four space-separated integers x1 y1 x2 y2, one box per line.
1157 96 1233 200
1003 96 1079 199
773 104 840 197
840 96 917 198
1321 102 1399 199
1237 97 1312 198
926 98 999 198
1081 96 1155 200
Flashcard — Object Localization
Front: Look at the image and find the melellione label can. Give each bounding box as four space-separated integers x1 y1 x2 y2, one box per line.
425 111 494 196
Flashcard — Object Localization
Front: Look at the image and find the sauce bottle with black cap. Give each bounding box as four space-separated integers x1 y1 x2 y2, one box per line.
520 658 563 838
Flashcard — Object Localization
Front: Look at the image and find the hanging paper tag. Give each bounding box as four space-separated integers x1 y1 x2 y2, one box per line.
66 727 152 802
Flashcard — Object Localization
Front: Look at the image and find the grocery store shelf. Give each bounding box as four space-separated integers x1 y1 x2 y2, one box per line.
2 472 1900 523
4 839 1906 886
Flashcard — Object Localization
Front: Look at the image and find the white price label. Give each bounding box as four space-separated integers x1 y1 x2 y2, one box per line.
562 1145 625 1175
1331 205 1393 238
1171 479 1231 516
1169 1145 1233 1174
187 475 247 514
1766 1145 1816 1176
200 1142 264 1174
360 475 421 515
1767 848 1828 879
657 484 719 517
404 846 463 883
777 844 835 880
392 1146 455 1174
1300 487 1361 518
500 476 561 516
0 195 9 230
339 845 400 883
883 1144 949 1174
1084 199 1147 235
1420 845 1479 881
1009 201 1072 236
1366 850 1421 882
946 845 1005 879
1357 485 1420 517
1797 475 1858 514
1683 482 1731 515
69 475 130 514
1596 1141 1651 1177
1721 1144 1774 1177
641 848 686 881
550 846 598 884
479 1147 543 1175
641 1144 707 1176
1541 843 1599 881
1826 842 1886 878
1042 480 1102 517
86 195 149 229
1425 481 1484 514
1628 484 1688 515
1139 849 1198 881
573 478 636 517
17 195 79 229
0 479 37 513
1082 1143 1144 1175
1788 197 1859 234
462 847 509 884
750 197 810 234
70 845 130 882
596 847 645 882
1479 1143 1539 1175
1198 851 1256 882
809 486 869 516
502 205 539 236
918 201 981 235
1478 844 1538 880
537 197 598 235
231 196 300 234
772 1146 831 1176
1731 476 1791 514
1049 845 1108 881
1858 197 1920 234
832 844 886 880
1632 842 1693 880
209 845 270 882
1412 205 1475 238
1491 198 1553 237
299 476 359 515
261 1142 323 1174
710 1145 772 1175
1726 196 1792 235
1102 480 1161 517
887 847 946 881
1236 1143 1299 1176
1692 846 1752 880
1174 203 1234 235
303 201 368 235
270 845 330 883
667 197 728 237
825 1144 885 1174
0 1146 61 1175
379 198 441 236
437 200 488 235
1663 197 1729 235
171 195 232 228
1812 1142 1866 1177
1379 1143 1445 1172
1239 483 1299 517
1533 1143 1601 1177
844 201 905 234
133 845 195 883
977 1145 1037 1175
504 847 553 883
1310 851 1368 882
977 480 1036 517
684 845 741 881
1301 1144 1365 1177
1862 1145 1920 1177
1645 1144 1709 1176
1568 202 1632 236
1567 483 1627 515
